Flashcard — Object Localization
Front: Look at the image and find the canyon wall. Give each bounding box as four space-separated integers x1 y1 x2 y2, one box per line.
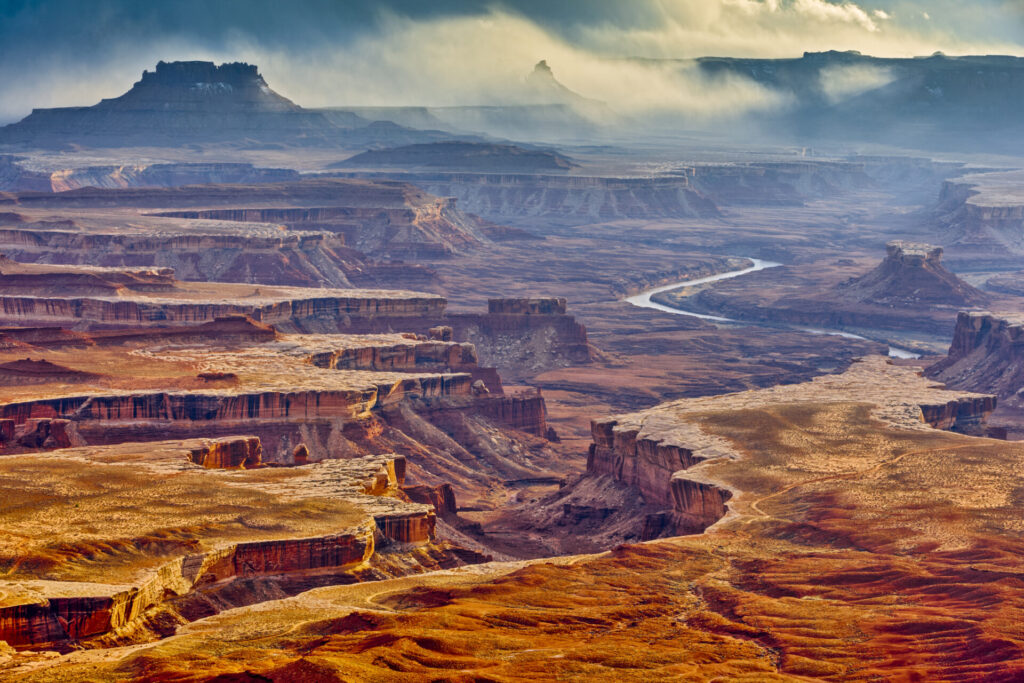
325 171 720 223
927 312 1024 398
0 225 367 288
934 172 1024 267
0 446 443 650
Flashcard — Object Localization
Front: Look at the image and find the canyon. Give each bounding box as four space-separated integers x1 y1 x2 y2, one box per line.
650 241 1001 349
3 54 1024 681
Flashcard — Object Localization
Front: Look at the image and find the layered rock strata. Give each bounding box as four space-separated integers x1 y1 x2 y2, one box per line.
585 357 995 539
935 170 1024 267
327 171 720 223
0 439 446 650
927 311 1024 398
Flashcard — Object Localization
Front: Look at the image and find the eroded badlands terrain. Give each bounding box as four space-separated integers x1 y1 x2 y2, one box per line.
3 59 1024 681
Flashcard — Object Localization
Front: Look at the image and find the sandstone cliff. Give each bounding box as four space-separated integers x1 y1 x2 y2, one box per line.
0 441 456 650
927 312 1024 398
577 357 996 542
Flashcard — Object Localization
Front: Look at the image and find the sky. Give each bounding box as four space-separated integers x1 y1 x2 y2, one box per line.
1 0 1022 122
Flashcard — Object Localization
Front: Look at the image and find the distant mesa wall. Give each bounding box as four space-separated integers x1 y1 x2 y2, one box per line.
688 161 872 206
934 174 1024 266
0 225 366 289
335 172 721 223
0 291 447 330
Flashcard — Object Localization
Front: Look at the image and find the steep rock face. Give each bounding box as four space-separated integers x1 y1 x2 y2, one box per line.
356 172 721 223
488 297 567 315
834 241 988 308
307 340 478 373
187 436 263 469
473 391 549 437
0 225 365 289
587 418 706 508
668 476 733 534
927 312 1024 398
335 142 577 173
401 483 458 515
0 289 447 329
934 171 1024 267
573 358 997 542
48 163 301 192
689 161 872 205
0 374 473 460
0 443 454 650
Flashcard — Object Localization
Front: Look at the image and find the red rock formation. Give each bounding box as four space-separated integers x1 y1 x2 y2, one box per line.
187 436 263 469
474 391 548 437
308 341 477 374
12 418 78 450
373 511 436 544
927 312 1024 399
587 418 705 509
669 476 732 534
402 483 458 515
0 290 446 329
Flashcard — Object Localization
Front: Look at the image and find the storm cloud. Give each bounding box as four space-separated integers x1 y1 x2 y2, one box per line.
0 0 1021 123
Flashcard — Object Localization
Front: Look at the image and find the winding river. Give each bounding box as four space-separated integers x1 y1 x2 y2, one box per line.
625 258 921 359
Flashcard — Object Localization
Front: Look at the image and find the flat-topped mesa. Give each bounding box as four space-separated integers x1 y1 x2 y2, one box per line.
580 357 997 541
0 256 177 294
332 172 721 223
107 61 300 113
0 61 350 147
488 297 567 315
835 240 988 308
0 258 447 330
5 177 489 260
0 439 462 651
0 223 365 289
927 311 1024 399
934 171 1024 267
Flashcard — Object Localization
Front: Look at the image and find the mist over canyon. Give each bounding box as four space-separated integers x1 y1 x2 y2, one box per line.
2 2 1024 681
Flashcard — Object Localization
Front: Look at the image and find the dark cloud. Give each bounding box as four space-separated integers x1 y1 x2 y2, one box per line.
0 1 1020 123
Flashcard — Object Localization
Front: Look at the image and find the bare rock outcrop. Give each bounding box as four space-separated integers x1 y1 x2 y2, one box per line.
834 241 988 308
574 357 997 542
927 312 1024 399
0 441 455 650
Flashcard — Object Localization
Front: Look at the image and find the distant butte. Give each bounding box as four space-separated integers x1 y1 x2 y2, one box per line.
653 240 995 338
0 61 460 148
